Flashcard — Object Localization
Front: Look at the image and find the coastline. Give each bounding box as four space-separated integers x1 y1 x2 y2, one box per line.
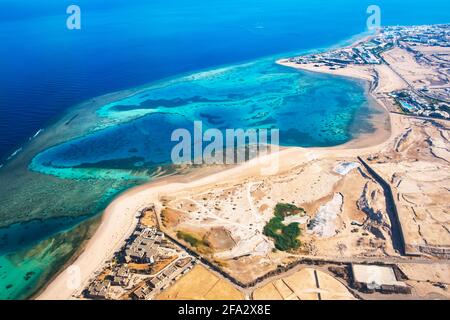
271 68 391 150
0 29 390 300
0 30 375 170
37 142 400 299
37 55 400 300
0 30 376 179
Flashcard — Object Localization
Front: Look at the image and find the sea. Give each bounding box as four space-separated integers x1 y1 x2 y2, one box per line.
0 0 448 299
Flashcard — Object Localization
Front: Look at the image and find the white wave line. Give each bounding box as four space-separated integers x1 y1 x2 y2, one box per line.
6 147 22 161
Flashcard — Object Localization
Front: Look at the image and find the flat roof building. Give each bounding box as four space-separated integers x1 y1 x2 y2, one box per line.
352 264 408 291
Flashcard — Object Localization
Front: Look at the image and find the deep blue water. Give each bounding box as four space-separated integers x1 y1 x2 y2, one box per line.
1 0 449 163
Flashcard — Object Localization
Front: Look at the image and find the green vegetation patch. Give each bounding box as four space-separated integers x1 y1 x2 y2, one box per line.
263 203 304 251
273 203 305 218
176 231 209 248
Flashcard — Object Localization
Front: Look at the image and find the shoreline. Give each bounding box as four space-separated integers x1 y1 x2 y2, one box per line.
0 30 374 169
37 64 400 300
38 115 404 299
272 65 391 150
36 30 400 300
37 144 396 299
0 30 390 300
275 54 406 149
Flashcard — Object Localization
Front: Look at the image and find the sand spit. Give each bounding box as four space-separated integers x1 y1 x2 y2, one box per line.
39 29 450 299
37 124 398 299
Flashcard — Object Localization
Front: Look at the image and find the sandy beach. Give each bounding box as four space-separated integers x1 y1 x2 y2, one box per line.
37 37 409 300
37 112 401 300
276 59 408 94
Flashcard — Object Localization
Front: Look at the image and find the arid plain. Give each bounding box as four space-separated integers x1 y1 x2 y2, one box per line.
39 25 450 300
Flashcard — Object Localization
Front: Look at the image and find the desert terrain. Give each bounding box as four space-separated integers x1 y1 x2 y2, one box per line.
38 25 450 300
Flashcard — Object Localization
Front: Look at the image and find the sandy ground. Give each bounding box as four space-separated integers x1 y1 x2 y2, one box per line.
161 138 406 283
277 60 374 82
398 263 450 284
38 39 450 300
382 47 445 88
252 267 355 300
399 263 450 300
365 116 450 255
37 110 402 299
155 264 244 300
36 60 408 300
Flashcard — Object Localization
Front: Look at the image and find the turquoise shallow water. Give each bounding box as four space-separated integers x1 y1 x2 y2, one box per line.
0 183 128 299
30 59 374 181
0 216 86 299
0 55 379 300
0 215 100 300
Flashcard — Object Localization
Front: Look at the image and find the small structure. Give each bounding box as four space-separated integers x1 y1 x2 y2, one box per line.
85 280 111 299
162 266 178 278
351 264 411 294
123 227 159 264
111 266 131 287
148 277 160 289
131 285 153 300
175 257 192 268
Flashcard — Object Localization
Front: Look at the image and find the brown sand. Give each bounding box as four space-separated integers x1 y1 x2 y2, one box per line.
38 41 411 301
155 265 244 300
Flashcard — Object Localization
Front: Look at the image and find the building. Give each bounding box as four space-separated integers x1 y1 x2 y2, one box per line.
111 266 131 287
351 264 411 294
148 277 160 289
85 280 111 299
123 227 160 264
131 285 153 300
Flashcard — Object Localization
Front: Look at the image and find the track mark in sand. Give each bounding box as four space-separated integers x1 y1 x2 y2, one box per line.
246 181 262 219
313 270 322 300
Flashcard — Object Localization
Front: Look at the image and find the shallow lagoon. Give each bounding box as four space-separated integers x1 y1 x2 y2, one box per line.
0 56 382 299
30 59 376 180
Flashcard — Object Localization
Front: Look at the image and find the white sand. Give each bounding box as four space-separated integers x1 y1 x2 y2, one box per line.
36 148 312 299
38 44 411 300
37 120 401 299
307 193 344 238
334 162 360 175
276 59 408 93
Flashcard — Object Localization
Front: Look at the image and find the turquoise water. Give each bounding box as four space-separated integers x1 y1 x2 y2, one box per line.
0 215 100 300
0 216 86 299
0 183 129 300
2 0 449 162
1 55 377 300
399 100 417 112
0 217 87 254
30 59 373 180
